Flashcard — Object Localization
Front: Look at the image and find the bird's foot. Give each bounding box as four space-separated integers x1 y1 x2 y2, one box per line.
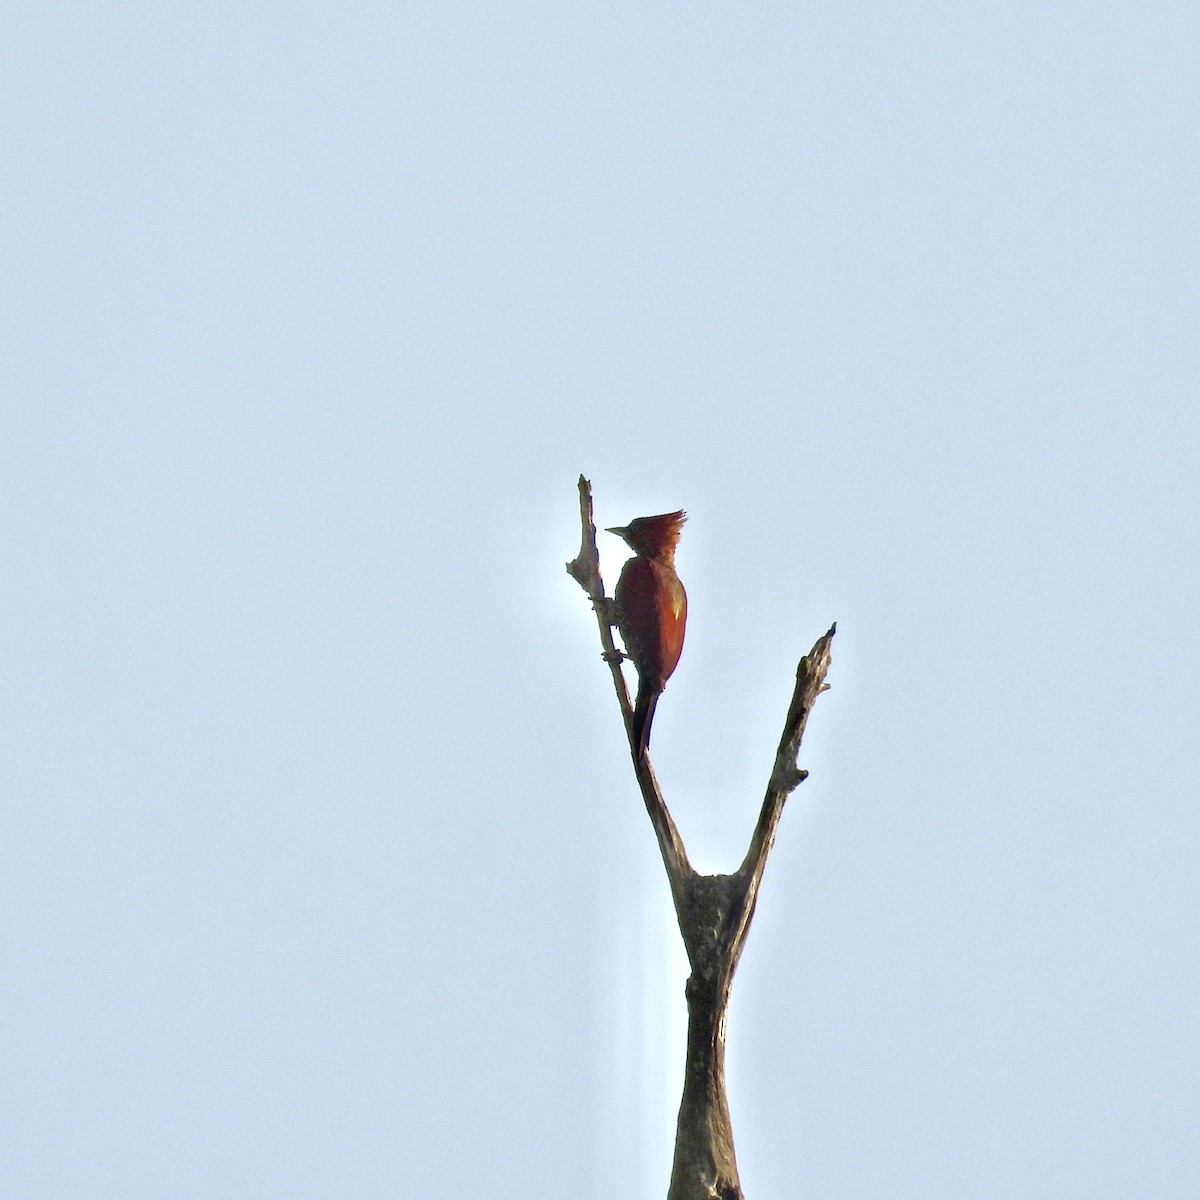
602 649 628 665
592 597 618 627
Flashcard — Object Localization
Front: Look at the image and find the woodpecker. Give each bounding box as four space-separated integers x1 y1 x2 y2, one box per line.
605 510 688 760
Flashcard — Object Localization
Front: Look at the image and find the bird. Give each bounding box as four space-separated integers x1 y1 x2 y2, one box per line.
605 510 688 760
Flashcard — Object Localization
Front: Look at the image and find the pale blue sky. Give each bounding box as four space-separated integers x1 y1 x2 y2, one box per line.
3 3 1198 1197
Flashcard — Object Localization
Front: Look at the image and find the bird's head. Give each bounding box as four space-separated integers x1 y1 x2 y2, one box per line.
606 510 687 560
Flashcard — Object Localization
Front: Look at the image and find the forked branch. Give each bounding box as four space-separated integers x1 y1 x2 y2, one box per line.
566 474 836 1200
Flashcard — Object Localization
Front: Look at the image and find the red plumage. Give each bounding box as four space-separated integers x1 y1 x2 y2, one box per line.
606 511 687 759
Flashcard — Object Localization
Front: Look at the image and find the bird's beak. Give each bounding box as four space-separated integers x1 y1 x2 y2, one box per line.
605 525 629 538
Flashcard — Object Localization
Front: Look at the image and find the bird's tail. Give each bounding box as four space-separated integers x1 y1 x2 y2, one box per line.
632 684 660 761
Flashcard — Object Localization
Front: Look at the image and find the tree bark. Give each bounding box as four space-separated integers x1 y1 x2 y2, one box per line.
669 874 744 1199
567 475 835 1199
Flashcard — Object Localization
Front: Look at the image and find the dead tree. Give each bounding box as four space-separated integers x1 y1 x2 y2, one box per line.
566 475 835 1200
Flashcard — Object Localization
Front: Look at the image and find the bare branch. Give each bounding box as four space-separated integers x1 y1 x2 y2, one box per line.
565 474 605 601
566 475 692 889
732 624 836 961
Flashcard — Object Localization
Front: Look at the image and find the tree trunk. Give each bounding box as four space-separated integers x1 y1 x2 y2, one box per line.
669 966 740 1199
